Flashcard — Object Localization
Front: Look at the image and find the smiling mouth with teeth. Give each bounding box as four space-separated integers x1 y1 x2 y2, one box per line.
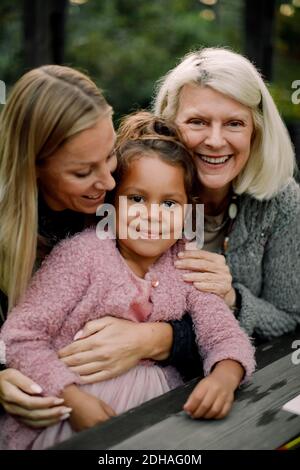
83 193 105 200
198 154 232 165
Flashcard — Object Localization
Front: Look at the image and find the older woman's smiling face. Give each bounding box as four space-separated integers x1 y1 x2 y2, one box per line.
174 84 254 195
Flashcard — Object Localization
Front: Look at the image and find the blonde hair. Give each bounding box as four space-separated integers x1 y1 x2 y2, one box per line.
0 65 111 312
153 47 296 200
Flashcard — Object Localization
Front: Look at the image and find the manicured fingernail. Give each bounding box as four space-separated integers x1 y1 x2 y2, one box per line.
31 384 43 394
60 407 72 414
60 413 71 421
53 398 64 405
74 330 83 341
178 252 184 258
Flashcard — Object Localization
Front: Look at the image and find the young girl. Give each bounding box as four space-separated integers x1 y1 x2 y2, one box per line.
0 112 255 450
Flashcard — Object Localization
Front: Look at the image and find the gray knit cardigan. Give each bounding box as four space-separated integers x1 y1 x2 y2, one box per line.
226 178 300 339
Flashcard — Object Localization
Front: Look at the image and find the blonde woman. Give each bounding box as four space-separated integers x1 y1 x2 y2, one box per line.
0 66 173 429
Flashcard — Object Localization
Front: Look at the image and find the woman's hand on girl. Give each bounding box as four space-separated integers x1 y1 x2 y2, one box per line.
58 317 173 383
0 369 69 428
174 246 236 308
183 359 244 419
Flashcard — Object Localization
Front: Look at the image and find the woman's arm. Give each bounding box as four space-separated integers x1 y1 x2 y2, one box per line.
160 314 204 381
58 316 174 383
234 214 300 338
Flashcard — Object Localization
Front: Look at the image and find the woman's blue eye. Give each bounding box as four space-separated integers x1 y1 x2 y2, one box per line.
228 121 243 127
189 119 206 126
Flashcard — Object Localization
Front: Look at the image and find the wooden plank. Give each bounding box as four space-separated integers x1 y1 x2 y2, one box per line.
110 354 300 450
51 330 299 450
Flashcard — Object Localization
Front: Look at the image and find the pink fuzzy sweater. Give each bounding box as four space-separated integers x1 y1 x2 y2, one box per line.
0 229 255 449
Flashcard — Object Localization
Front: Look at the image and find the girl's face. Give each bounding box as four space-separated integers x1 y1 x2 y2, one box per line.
37 115 117 214
115 155 188 263
174 84 254 195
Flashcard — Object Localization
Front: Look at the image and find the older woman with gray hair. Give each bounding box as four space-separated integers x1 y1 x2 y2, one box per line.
153 47 300 339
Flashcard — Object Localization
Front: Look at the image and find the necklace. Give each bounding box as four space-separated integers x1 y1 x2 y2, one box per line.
205 213 230 233
222 193 238 253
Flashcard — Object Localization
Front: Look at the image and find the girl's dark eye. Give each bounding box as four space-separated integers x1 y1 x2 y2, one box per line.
162 200 176 208
128 195 144 203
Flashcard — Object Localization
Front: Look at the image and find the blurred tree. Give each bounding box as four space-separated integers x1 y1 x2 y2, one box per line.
0 0 22 85
244 0 276 80
0 0 299 128
23 0 68 68
66 0 239 120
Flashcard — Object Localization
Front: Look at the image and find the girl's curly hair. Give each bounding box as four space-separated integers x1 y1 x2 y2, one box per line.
114 111 199 203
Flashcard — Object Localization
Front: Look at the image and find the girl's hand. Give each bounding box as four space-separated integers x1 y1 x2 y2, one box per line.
174 245 236 308
62 384 116 432
58 317 173 384
183 360 244 419
0 369 70 428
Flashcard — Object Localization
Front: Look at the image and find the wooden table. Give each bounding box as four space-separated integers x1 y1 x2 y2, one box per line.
52 329 300 450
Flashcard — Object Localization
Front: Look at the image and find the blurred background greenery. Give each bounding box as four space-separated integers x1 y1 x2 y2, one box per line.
0 0 299 137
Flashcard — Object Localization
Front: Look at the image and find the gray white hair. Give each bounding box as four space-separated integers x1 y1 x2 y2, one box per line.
153 47 296 199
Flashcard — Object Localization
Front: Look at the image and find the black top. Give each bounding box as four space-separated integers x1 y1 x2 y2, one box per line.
161 313 203 381
37 195 88 259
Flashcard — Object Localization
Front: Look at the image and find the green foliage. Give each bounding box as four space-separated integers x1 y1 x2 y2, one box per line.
0 0 299 124
272 1 300 122
66 0 243 120
269 82 300 121
0 0 22 87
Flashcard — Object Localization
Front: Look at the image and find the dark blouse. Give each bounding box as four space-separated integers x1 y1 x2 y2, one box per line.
37 195 89 260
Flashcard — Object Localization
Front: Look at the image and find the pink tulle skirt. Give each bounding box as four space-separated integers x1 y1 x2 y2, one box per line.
31 364 176 449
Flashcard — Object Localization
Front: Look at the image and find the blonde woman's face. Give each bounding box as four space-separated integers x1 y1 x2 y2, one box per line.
174 84 254 194
37 116 117 214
